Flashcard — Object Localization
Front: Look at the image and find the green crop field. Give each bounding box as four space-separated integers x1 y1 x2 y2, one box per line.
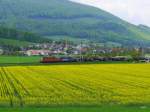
0 63 149 111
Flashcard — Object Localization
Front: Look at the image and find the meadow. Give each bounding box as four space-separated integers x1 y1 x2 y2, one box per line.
0 56 41 64
0 63 150 111
0 106 150 112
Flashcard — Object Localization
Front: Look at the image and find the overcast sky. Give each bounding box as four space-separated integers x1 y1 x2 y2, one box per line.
70 0 150 26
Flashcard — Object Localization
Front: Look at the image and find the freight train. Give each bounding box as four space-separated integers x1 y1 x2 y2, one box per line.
40 56 132 63
40 57 78 63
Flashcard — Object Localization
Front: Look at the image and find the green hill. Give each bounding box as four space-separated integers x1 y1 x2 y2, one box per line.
0 27 50 47
0 0 150 46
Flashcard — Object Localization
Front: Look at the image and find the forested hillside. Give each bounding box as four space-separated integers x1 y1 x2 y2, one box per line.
0 0 150 46
0 27 50 47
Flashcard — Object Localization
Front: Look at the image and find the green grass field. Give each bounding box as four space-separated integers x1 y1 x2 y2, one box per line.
0 56 41 64
0 63 149 111
0 106 150 112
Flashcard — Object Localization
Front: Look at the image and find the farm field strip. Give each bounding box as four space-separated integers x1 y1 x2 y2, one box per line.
0 64 149 107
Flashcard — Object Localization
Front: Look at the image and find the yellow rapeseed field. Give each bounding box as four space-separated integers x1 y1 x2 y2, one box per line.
0 63 150 107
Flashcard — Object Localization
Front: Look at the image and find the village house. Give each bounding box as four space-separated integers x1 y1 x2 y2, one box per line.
0 49 3 55
25 50 51 56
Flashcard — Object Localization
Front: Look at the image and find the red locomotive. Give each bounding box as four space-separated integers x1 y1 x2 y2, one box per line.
40 57 62 63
